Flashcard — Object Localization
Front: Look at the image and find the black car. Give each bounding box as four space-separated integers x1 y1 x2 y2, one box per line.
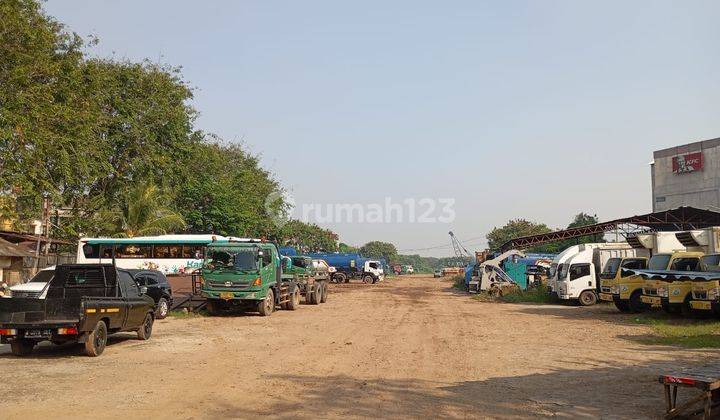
127 269 173 319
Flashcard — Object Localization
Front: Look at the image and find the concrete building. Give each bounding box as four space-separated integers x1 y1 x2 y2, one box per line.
652 137 720 212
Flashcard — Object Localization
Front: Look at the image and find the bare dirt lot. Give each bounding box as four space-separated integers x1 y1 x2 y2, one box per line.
0 275 712 419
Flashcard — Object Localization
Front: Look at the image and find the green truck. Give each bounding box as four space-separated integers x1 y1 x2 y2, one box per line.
283 255 328 304
200 240 326 315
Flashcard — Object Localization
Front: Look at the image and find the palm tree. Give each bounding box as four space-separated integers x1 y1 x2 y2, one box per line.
102 181 186 238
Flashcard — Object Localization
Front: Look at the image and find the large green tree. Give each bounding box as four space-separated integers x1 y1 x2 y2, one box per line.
486 219 552 252
360 241 398 262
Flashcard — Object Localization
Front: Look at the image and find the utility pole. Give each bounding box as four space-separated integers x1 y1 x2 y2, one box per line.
32 196 50 272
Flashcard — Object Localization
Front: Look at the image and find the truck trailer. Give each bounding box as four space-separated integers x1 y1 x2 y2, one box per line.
304 252 384 284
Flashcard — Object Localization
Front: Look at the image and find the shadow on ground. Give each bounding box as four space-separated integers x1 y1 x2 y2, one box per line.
205 355 709 419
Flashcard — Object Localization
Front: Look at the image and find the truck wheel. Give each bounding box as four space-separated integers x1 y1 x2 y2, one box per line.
137 313 154 340
362 275 374 284
287 288 300 310
334 273 347 284
613 300 631 312
578 290 597 306
311 284 321 305
10 339 34 356
629 291 649 313
320 283 328 303
85 320 108 357
258 289 275 316
206 299 220 316
156 298 169 319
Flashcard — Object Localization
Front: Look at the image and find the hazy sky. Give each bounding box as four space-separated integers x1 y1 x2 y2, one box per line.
45 1 720 256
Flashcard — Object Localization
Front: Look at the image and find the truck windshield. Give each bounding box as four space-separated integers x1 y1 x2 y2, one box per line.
29 270 54 283
204 248 258 272
558 264 568 280
648 254 672 270
601 258 622 278
702 255 720 272
548 263 557 279
670 258 699 271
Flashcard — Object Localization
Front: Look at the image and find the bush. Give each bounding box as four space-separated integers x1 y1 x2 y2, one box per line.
499 285 557 304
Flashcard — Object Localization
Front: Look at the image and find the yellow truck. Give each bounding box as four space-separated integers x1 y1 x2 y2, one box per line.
639 252 705 315
598 257 648 312
600 252 703 312
689 264 720 315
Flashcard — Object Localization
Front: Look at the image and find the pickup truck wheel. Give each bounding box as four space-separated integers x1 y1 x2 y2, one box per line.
85 321 108 357
137 313 154 340
362 275 374 284
258 289 274 316
578 290 597 306
10 338 34 356
320 282 328 303
156 298 169 319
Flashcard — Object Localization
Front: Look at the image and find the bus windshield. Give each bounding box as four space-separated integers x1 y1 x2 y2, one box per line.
204 248 258 272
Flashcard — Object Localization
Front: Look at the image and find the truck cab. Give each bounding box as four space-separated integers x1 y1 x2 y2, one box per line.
640 252 705 314
201 241 295 316
690 258 720 314
555 247 595 305
598 257 648 311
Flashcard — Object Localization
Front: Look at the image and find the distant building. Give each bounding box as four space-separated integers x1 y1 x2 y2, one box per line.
652 137 720 212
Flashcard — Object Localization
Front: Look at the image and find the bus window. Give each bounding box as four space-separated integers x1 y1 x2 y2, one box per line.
183 245 204 259
154 245 182 258
83 244 100 258
116 244 151 258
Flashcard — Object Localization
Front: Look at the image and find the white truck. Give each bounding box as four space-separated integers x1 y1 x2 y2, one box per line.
547 243 603 297
555 242 649 306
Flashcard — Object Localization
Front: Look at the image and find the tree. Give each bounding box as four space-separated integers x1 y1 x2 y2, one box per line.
486 219 552 252
277 220 338 252
360 241 398 262
92 182 186 238
338 243 358 253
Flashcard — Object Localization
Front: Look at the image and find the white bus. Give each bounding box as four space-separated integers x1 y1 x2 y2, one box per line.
76 234 243 275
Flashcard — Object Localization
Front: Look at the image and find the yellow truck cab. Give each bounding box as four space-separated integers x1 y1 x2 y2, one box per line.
639 252 704 314
598 257 648 312
689 254 720 314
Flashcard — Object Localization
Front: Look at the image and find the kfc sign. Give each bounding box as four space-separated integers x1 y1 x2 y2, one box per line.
672 152 703 174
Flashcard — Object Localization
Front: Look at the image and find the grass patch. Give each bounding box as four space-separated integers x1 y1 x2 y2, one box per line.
167 309 207 319
499 285 558 304
631 313 720 348
451 275 465 290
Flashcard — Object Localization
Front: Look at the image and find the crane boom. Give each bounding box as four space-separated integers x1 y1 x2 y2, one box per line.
448 231 470 258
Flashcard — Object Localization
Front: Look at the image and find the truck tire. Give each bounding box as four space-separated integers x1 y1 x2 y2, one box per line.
10 339 34 356
613 299 631 312
578 290 597 306
362 275 374 284
320 282 328 303
311 284 321 305
258 289 275 316
85 320 108 357
137 313 154 340
334 273 347 284
156 297 169 319
629 290 649 313
287 288 300 310
206 299 220 316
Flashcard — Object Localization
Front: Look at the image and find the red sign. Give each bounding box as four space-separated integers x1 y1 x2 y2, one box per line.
672 152 703 174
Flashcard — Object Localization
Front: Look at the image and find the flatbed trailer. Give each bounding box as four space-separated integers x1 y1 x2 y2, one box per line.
659 366 720 419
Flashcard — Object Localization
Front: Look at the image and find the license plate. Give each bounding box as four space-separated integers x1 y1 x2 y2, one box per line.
690 300 712 310
641 296 662 306
599 293 613 302
24 329 51 338
219 292 234 300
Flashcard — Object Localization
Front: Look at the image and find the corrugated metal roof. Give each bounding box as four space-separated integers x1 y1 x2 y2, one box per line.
0 237 34 258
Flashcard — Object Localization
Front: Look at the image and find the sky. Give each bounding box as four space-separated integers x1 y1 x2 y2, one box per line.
45 0 720 256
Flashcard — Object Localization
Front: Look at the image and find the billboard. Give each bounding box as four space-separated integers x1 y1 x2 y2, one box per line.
672 152 703 174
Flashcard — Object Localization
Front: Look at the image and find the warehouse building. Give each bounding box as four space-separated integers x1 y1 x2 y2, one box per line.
652 137 720 212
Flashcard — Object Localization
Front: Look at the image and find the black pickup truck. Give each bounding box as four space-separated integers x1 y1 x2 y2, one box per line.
0 264 155 357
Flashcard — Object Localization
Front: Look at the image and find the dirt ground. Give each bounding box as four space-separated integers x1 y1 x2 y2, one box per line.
0 275 713 419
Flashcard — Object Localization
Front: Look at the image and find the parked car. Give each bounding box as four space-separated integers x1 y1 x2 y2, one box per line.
433 269 443 278
127 269 172 319
0 264 155 357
